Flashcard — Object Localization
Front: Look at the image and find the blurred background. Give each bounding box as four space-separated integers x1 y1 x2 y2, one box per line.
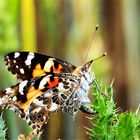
0 0 140 140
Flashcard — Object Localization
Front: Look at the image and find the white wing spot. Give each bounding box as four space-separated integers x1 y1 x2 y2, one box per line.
12 96 17 101
6 55 9 59
39 76 49 89
25 52 34 66
57 83 64 91
44 58 55 71
13 60 16 63
14 52 20 58
16 65 19 68
34 99 44 106
19 80 28 95
49 103 58 111
20 68 24 74
5 87 11 94
25 60 31 66
43 92 52 98
0 95 9 105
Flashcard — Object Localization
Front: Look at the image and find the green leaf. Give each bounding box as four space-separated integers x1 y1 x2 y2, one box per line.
89 82 140 140
0 115 6 140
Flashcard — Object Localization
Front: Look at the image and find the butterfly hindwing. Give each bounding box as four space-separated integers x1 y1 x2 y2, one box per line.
9 73 78 113
4 52 76 80
1 73 79 136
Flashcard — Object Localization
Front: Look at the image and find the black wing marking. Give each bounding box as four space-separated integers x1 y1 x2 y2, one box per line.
4 51 76 80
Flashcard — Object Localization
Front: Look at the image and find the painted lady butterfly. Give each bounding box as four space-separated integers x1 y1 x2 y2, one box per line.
0 51 98 138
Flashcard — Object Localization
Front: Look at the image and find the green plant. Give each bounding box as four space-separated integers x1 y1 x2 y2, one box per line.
0 114 6 140
86 81 140 140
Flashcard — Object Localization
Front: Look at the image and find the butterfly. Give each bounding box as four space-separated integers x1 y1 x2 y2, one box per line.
0 51 97 139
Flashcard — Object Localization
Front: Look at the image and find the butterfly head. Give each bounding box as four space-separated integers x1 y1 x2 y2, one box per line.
74 60 95 84
81 60 95 84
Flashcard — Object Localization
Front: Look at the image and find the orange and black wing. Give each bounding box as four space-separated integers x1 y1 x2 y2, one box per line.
4 52 76 80
14 73 78 112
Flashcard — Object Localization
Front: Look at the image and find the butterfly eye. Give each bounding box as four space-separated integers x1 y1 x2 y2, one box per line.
81 67 85 72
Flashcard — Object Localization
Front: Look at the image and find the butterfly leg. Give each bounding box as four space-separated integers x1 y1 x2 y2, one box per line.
80 102 97 114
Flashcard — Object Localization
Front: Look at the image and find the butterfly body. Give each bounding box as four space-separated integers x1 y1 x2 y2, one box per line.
0 52 97 137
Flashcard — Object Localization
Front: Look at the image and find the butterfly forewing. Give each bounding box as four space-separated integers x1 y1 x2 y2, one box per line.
4 52 76 80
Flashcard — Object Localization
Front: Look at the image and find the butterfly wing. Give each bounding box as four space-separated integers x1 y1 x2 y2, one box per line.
1 73 79 138
5 73 77 112
4 52 76 80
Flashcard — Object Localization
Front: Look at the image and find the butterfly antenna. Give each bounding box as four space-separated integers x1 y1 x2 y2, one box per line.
84 25 99 62
93 52 107 61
